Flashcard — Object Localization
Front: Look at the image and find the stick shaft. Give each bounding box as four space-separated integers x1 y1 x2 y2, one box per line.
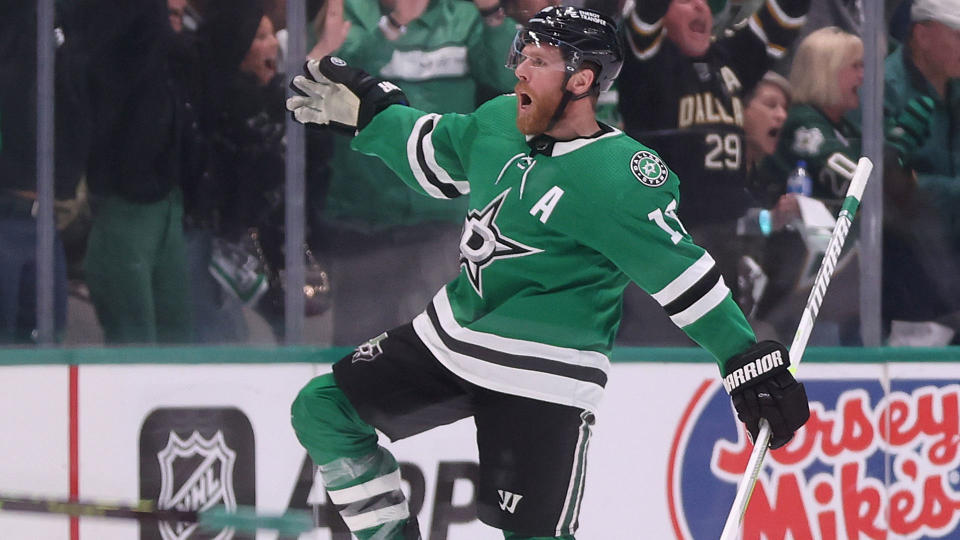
0 496 197 522
718 157 873 540
0 494 314 536
719 421 772 539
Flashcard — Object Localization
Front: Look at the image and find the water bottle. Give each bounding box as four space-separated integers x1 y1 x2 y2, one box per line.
786 160 813 197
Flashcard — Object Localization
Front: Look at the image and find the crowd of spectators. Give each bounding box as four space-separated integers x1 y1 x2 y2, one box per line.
304 0 521 345
1 0 958 347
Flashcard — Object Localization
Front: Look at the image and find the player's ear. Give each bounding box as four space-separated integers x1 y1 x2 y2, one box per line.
568 66 596 95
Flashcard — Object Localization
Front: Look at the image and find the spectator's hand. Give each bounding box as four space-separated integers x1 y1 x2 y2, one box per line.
390 0 430 26
472 0 499 11
770 193 801 231
308 0 351 60
473 0 506 26
723 341 810 449
885 96 935 161
287 56 408 135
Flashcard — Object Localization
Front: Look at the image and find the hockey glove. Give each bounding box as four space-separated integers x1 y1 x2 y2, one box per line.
723 340 809 449
885 96 935 162
286 56 408 135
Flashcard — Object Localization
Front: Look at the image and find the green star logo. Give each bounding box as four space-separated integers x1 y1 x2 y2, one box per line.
630 151 669 187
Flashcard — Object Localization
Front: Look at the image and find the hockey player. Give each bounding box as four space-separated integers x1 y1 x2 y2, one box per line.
287 6 809 539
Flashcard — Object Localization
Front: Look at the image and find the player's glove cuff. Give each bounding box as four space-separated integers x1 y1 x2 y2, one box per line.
723 340 810 449
313 56 408 131
287 56 408 135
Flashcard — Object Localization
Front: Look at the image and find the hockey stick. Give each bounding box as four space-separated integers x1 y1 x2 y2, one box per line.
718 156 873 540
0 495 314 536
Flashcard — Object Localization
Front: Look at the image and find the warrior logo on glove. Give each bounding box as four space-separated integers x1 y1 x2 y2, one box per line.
723 340 810 449
722 346 786 393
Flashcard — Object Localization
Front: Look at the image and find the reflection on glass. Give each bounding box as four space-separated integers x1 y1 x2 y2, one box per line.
10 0 958 350
1 3 69 345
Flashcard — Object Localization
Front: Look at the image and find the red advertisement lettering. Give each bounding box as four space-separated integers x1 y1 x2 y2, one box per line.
711 384 960 539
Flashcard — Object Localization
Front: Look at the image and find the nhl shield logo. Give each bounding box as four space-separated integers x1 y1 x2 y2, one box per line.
630 151 669 187
157 431 238 540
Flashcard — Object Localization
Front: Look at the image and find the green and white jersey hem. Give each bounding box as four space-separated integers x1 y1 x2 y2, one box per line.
412 288 610 413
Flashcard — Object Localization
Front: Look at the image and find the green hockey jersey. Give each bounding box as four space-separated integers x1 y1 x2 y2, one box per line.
351 95 757 412
760 103 861 205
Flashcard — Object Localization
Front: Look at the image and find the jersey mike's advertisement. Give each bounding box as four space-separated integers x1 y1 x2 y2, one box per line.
669 362 960 540
1 357 960 539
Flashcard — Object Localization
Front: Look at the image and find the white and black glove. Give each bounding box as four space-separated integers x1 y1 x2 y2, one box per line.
286 56 408 136
723 340 810 449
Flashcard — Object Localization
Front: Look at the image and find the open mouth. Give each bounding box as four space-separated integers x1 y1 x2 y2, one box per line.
265 57 277 73
690 18 708 35
519 92 532 110
768 127 780 139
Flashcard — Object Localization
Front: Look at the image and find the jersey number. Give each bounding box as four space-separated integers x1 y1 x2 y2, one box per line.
647 199 689 245
704 133 741 170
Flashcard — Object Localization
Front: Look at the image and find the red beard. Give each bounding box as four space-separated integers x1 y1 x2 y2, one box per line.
515 83 563 135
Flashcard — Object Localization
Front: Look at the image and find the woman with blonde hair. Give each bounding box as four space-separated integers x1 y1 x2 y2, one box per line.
755 25 945 346
760 26 865 204
747 28 864 344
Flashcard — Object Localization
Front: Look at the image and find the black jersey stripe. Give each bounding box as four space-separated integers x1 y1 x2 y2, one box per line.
415 118 462 199
663 265 722 316
426 303 609 388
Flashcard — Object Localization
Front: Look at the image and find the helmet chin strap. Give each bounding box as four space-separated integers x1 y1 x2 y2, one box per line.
544 72 596 133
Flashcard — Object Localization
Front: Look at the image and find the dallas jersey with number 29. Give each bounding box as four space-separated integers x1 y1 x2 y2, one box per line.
350 94 756 413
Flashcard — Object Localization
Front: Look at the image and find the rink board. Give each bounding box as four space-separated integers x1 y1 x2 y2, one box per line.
1 347 959 539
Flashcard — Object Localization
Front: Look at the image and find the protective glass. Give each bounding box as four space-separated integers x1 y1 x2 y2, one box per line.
505 30 583 74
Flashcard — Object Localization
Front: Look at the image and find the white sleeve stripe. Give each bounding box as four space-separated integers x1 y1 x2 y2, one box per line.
626 30 663 60
651 252 717 305
340 502 410 531
766 43 787 59
748 17 770 46
766 0 806 28
326 469 402 505
423 123 470 195
749 17 788 58
629 11 662 35
407 114 447 198
669 278 730 328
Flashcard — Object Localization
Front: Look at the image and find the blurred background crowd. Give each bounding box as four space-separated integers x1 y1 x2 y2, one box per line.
1 0 958 349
